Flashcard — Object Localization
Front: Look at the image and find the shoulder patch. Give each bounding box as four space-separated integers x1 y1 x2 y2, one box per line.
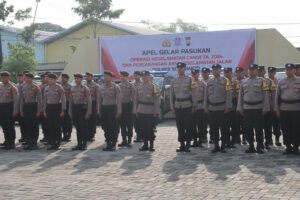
262 79 269 91
153 84 160 97
190 80 197 89
225 78 232 91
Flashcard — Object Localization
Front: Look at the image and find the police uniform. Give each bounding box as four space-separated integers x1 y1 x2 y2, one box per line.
118 71 135 147
20 73 42 150
275 63 300 154
237 64 270 154
43 74 66 150
204 64 232 153
39 74 49 143
69 74 92 150
61 74 72 141
133 71 143 142
190 69 206 147
201 67 211 143
133 71 160 151
85 72 100 141
16 73 26 143
0 71 19 149
170 62 197 152
99 71 122 151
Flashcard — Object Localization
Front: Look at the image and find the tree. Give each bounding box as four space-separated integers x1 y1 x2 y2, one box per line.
2 42 37 82
72 0 124 38
19 24 40 44
35 22 65 32
141 18 207 33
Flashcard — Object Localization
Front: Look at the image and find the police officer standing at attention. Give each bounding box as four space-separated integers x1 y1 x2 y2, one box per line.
0 71 19 150
85 72 100 142
268 67 281 146
39 73 49 144
190 69 206 148
237 64 270 154
61 74 72 142
118 71 135 148
204 64 232 153
201 67 211 144
99 71 121 151
133 71 160 151
69 74 91 151
43 73 66 150
295 64 300 77
133 71 143 143
170 62 197 153
275 63 300 155
20 73 42 150
16 73 26 143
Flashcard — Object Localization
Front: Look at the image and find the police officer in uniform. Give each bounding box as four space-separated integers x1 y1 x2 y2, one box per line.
133 71 160 151
61 74 72 142
191 69 206 148
43 73 66 150
16 73 26 143
170 62 197 153
237 64 270 154
204 64 232 153
201 67 211 144
118 71 135 148
69 74 91 150
275 63 300 155
0 71 19 150
85 72 100 142
133 71 143 142
268 67 281 146
99 71 121 151
39 73 49 143
20 73 42 150
295 64 300 77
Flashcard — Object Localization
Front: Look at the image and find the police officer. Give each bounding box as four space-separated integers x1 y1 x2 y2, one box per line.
191 69 206 148
39 73 49 143
237 64 270 154
275 63 300 155
295 64 300 77
133 71 160 151
85 72 100 142
43 73 66 150
16 73 26 143
0 71 19 150
99 71 121 151
170 62 197 153
204 64 232 153
20 73 42 150
234 67 246 144
133 71 143 143
118 71 134 148
268 67 281 146
61 73 72 142
201 67 211 144
69 74 91 151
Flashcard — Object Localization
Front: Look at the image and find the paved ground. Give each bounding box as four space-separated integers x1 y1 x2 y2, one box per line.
0 120 300 200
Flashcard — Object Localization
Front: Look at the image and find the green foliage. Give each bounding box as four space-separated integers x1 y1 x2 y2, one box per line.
141 18 207 33
2 42 37 82
35 22 65 32
0 0 14 22
72 0 124 38
69 44 77 54
14 7 32 21
19 24 39 44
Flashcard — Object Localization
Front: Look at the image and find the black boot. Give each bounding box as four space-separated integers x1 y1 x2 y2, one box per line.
256 146 264 154
176 142 186 152
134 136 142 143
275 136 282 146
283 146 293 155
293 146 299 155
242 135 247 145
185 141 191 152
108 142 116 151
220 144 226 153
245 144 256 153
118 137 128 147
139 141 149 151
102 142 111 151
149 141 155 151
80 142 87 150
127 137 132 147
211 143 220 153
191 139 198 147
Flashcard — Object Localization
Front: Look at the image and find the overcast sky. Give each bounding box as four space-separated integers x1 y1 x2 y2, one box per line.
5 0 300 46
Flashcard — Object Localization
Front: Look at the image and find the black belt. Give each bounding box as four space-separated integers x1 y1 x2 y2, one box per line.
138 101 154 106
198 100 204 103
243 100 262 105
208 101 225 106
280 99 300 104
176 97 192 102
0 102 13 105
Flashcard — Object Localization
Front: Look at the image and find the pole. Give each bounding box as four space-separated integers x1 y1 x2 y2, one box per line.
32 0 40 47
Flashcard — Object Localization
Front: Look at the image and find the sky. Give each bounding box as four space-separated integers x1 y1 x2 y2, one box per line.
4 0 300 47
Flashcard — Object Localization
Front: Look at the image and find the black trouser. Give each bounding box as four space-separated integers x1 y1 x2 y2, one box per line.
46 104 62 146
120 102 133 138
133 114 142 139
280 111 300 148
23 103 39 146
16 114 26 140
87 100 97 140
62 101 72 137
244 109 264 148
101 105 118 143
236 113 245 141
225 110 237 145
0 103 16 145
202 112 209 141
192 109 206 143
175 107 193 142
209 110 227 146
269 111 281 138
138 113 155 141
40 114 48 139
264 112 273 145
72 104 88 146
